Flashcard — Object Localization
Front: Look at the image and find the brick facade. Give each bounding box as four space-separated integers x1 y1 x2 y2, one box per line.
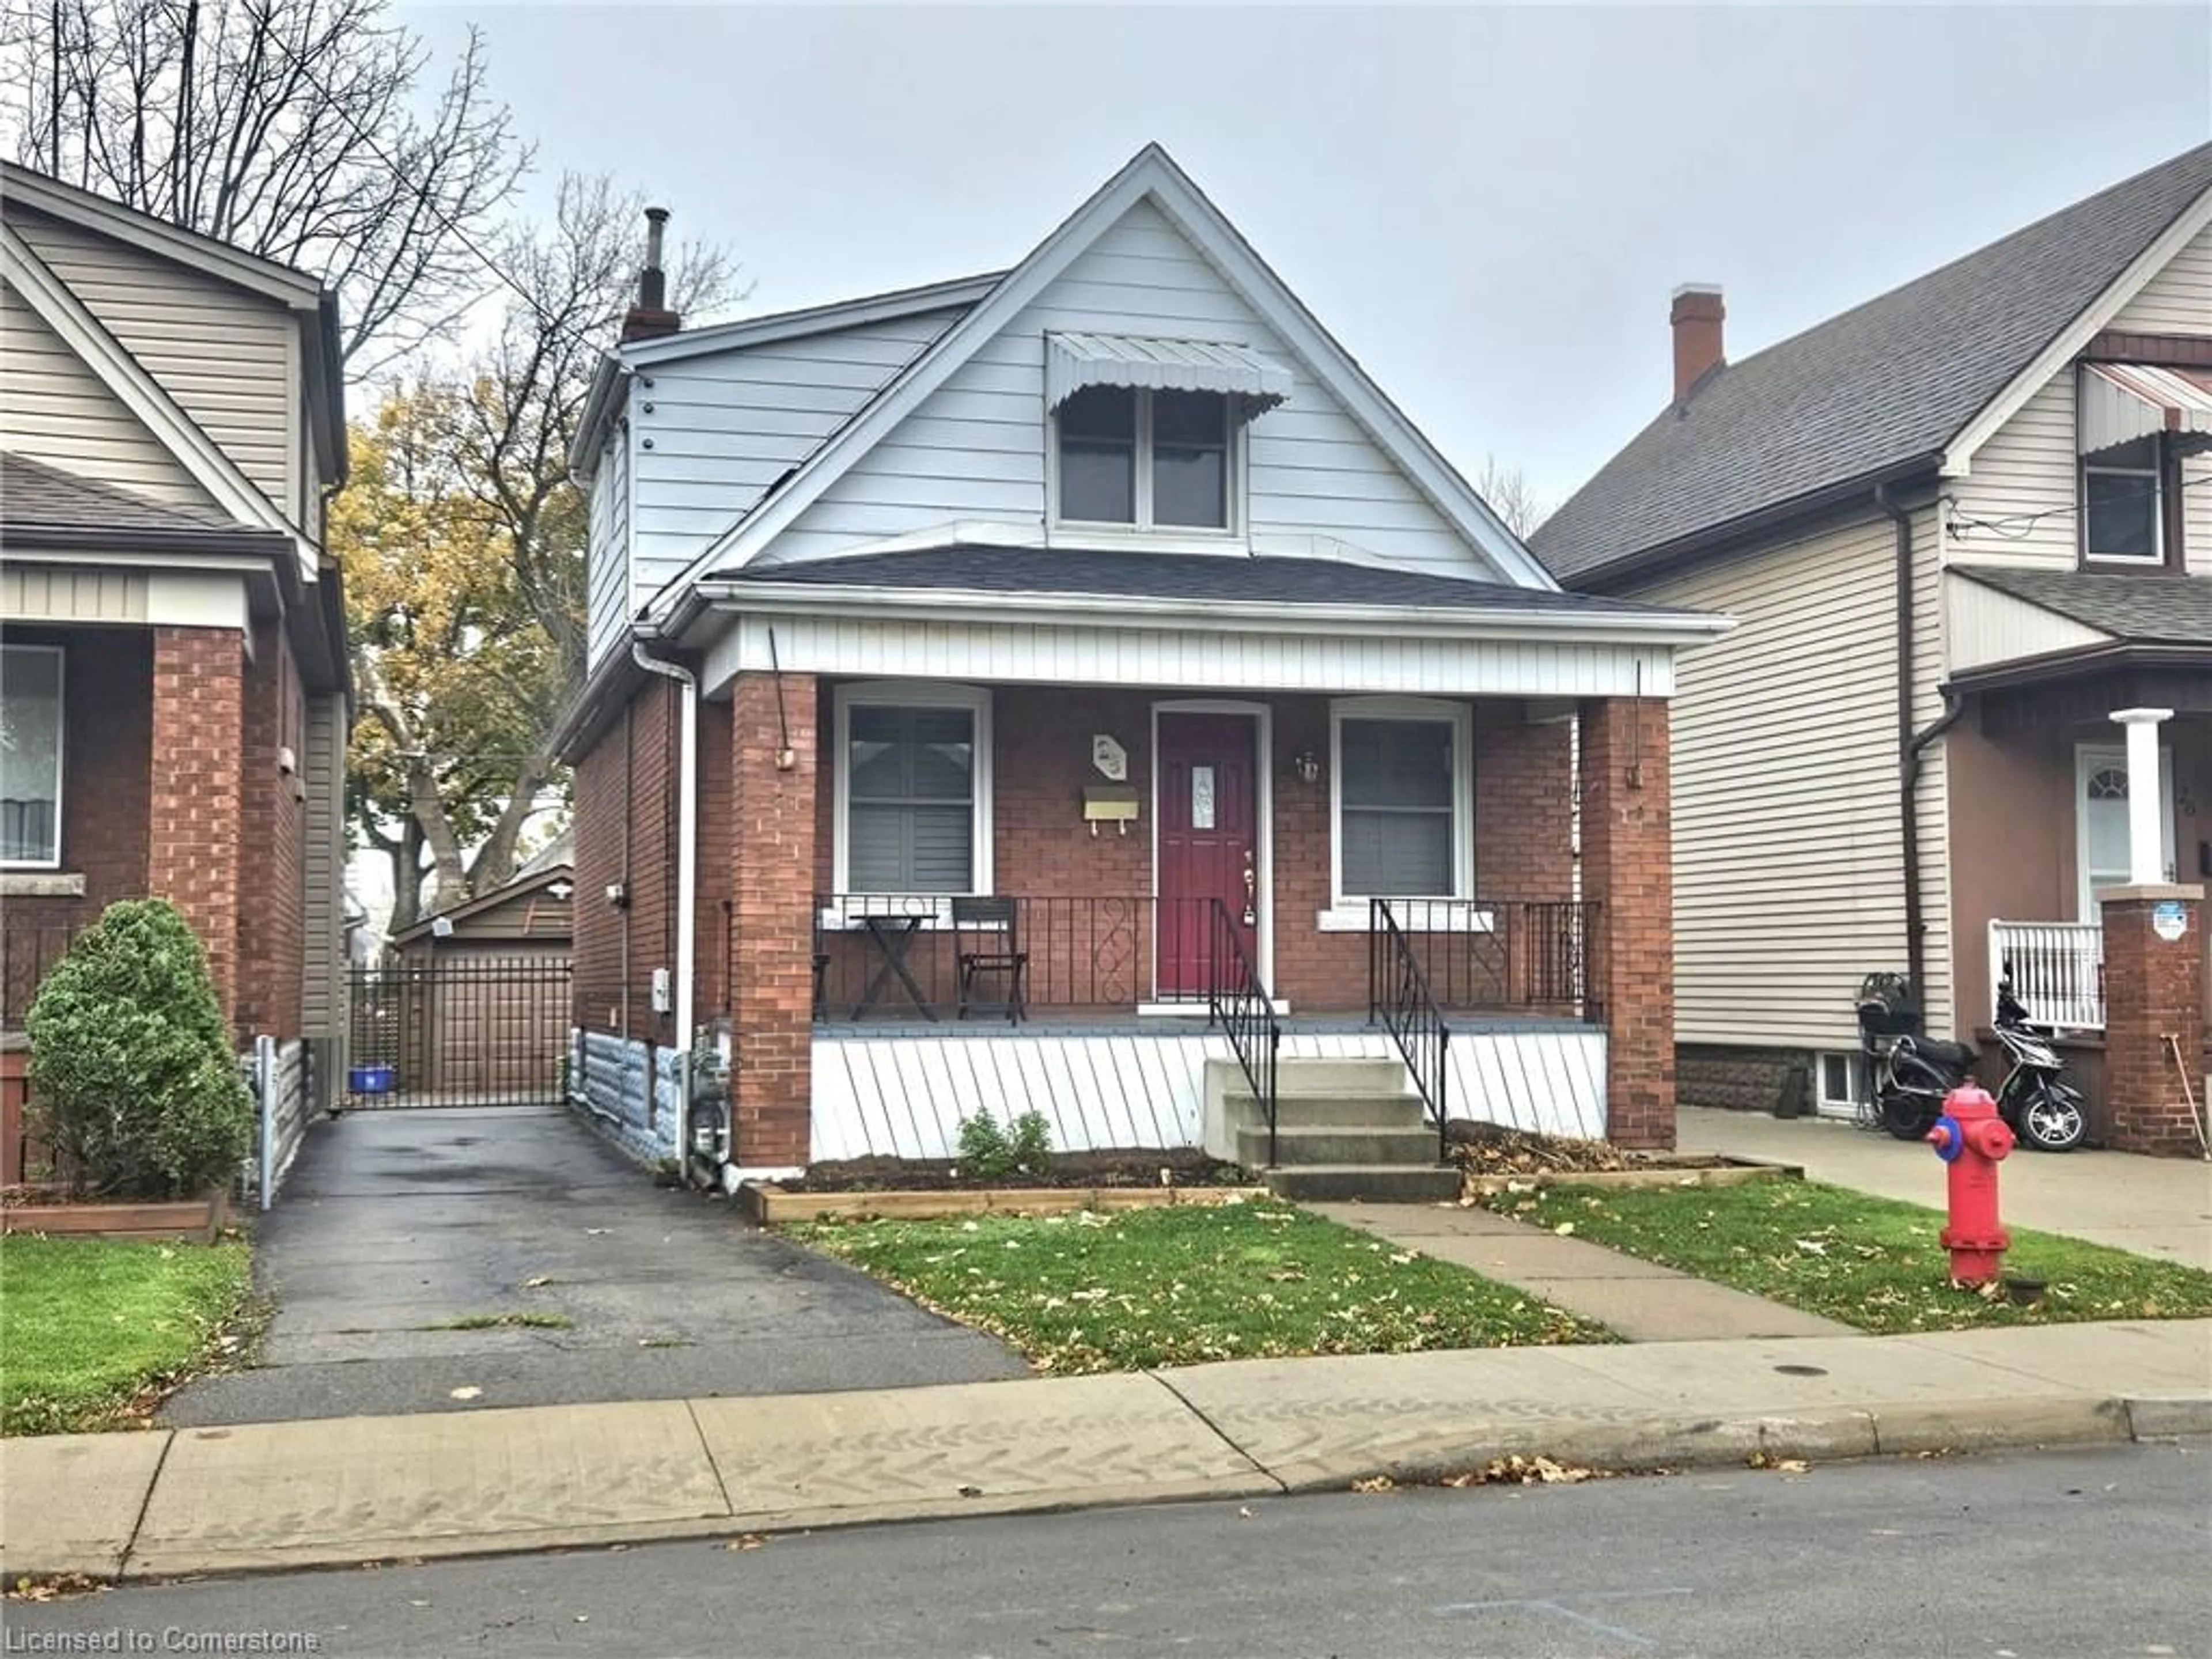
569 678 681 1046
235 616 306 1041
2099 888 2207 1157
729 671 816 1168
1579 696 1676 1149
147 626 245 1027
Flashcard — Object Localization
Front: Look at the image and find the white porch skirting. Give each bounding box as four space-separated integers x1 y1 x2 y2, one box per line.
810 1025 1608 1162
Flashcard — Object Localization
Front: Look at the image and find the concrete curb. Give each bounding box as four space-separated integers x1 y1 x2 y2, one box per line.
9 1392 2205 1587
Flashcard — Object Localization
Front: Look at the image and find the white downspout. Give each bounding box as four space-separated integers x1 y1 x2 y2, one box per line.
632 642 698 1143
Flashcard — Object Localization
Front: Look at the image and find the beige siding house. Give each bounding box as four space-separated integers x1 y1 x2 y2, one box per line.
1533 143 2212 1129
0 161 351 1128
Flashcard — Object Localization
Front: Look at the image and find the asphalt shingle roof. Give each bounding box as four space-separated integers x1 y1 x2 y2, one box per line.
1532 143 2212 584
730 544 1695 619
1957 566 2212 648
0 452 243 534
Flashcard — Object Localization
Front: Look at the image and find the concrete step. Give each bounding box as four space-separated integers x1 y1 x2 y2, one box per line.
1219 1092 1427 1129
1238 1124 1444 1168
1268 1058 1414 1097
1263 1164 1461 1203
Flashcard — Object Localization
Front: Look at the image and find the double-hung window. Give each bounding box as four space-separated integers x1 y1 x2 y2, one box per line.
1325 698 1472 923
0 645 63 869
2082 435 2163 565
1056 387 1233 532
835 684 992 896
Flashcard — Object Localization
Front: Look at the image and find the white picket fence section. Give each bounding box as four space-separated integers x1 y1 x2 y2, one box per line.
1988 921 2105 1029
810 1024 1607 1161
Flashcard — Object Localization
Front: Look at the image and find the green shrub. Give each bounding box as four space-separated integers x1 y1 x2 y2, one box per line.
25 899 253 1199
955 1109 1016 1180
1009 1110 1053 1177
953 1108 1054 1181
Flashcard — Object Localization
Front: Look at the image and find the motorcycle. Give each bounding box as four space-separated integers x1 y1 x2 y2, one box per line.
1870 975 2088 1152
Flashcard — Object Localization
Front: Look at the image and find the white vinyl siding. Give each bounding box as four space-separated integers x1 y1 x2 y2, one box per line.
627 309 967 599
1 563 149 623
765 200 1501 577
301 692 347 1042
1627 509 1950 1050
1944 572 2110 675
2107 219 2212 335
1945 373 2079 569
12 207 295 510
586 418 635 669
0 276 215 507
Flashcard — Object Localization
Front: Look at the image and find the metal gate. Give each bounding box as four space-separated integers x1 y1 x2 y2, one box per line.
346 955 573 1109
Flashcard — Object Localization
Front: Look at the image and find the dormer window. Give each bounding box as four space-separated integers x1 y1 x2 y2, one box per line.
2081 435 2162 565
1044 332 1291 541
1058 387 1231 530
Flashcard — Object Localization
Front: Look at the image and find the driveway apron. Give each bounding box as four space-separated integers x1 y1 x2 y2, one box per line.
165 1107 1026 1425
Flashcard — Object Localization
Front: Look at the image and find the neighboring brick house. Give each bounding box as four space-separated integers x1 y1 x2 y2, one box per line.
1533 142 2212 1154
0 162 351 1131
558 144 1725 1180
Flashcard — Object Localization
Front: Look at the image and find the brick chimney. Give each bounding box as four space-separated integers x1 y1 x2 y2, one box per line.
620 206 681 343
1670 283 1725 403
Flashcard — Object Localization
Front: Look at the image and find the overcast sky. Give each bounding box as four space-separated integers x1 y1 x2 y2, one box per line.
404 3 2212 511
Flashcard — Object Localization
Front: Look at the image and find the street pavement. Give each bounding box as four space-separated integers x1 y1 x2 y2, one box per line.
1679 1105 2212 1267
8 1439 2206 1657
164 1106 1025 1425
6 1317 2206 1582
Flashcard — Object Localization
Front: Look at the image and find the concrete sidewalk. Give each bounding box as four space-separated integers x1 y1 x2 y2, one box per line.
1678 1107 2212 1268
7 1319 2207 1584
1309 1200 1858 1342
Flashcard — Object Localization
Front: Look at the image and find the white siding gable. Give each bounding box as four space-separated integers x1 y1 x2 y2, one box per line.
1946 373 2077 569
586 411 634 669
0 274 218 509
761 200 1497 577
626 308 966 607
2108 218 2212 335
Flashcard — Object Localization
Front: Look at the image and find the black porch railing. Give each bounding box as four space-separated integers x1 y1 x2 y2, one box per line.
810 894 1228 1021
2 923 80 1029
1207 897 1281 1167
1366 898 1602 1021
1369 900 1452 1162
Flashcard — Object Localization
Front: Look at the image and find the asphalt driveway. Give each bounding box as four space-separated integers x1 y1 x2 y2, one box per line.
165 1106 1025 1426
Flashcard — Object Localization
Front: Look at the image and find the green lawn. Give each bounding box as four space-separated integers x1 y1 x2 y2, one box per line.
1 1236 253 1435
787 1198 1607 1372
1486 1180 2212 1335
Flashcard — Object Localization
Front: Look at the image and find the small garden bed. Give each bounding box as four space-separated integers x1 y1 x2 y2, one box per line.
1482 1179 2212 1334
791 1147 1247 1193
1 1185 233 1243
785 1198 1609 1372
1449 1123 1795 1195
1 1235 255 1435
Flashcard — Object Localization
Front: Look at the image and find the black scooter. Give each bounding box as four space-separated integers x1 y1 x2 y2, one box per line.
1870 976 2088 1152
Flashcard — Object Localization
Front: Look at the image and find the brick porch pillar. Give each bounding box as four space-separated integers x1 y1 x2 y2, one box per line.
1580 696 1675 1149
2100 884 2207 1157
729 669 817 1171
148 626 245 1032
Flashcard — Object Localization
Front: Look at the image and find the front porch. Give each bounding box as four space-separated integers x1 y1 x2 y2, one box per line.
698 661 1677 1171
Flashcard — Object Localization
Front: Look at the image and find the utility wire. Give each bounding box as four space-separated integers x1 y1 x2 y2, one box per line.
1948 468 2212 539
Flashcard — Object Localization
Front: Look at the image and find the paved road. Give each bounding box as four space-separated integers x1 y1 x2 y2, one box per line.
16 1442 2207 1656
164 1106 1024 1425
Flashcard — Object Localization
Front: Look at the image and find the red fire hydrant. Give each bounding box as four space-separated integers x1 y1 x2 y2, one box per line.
1926 1084 2014 1285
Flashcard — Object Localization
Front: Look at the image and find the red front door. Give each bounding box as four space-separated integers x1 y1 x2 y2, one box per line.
1156 713 1259 997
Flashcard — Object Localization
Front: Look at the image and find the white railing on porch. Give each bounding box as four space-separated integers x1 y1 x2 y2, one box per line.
1988 921 2105 1030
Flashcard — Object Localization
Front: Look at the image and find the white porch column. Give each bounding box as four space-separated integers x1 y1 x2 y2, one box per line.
2109 707 2174 885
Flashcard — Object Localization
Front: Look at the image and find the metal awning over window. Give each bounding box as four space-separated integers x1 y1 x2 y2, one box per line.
2080 362 2212 457
1046 332 1292 418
